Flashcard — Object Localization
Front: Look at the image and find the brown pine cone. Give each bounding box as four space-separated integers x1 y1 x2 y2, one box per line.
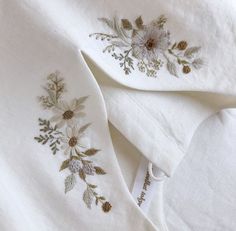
177 41 188 50
102 201 112 213
183 65 191 74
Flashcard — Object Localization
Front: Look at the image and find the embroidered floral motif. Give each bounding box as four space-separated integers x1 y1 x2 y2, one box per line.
89 15 204 77
34 71 112 213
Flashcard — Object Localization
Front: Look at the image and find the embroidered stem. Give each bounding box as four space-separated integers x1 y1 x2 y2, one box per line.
168 49 190 66
89 33 118 41
112 48 134 75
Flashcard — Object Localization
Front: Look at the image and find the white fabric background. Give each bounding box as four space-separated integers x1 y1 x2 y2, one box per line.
165 109 236 231
1 1 236 230
55 0 236 94
0 2 160 230
84 44 236 231
110 109 236 231
86 53 236 230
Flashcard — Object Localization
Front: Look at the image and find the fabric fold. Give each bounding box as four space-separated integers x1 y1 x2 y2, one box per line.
82 52 236 177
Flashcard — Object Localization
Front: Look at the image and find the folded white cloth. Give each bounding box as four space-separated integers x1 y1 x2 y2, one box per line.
1 0 236 230
14 0 236 176
12 0 236 94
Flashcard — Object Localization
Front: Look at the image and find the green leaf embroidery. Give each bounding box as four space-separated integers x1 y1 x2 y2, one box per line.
79 168 86 180
38 71 65 109
112 16 130 42
84 148 100 156
98 18 114 29
65 174 76 193
192 58 204 69
94 166 106 175
167 61 178 77
121 19 132 30
112 49 134 75
184 46 201 59
135 16 143 29
79 123 91 134
83 187 94 209
88 184 97 189
60 159 70 171
152 15 167 28
76 96 89 106
34 119 62 155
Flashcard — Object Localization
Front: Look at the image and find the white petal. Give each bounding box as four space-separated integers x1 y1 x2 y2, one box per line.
61 137 69 144
57 101 66 110
56 120 65 129
132 30 145 44
71 148 77 156
52 107 62 113
61 143 68 150
75 146 81 154
64 147 71 155
67 118 76 127
60 101 70 110
132 46 143 60
66 126 73 137
78 137 90 149
72 125 79 137
75 112 86 118
70 99 77 110
50 114 61 122
74 105 85 112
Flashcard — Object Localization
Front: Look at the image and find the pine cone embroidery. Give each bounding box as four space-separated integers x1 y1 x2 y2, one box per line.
102 201 112 213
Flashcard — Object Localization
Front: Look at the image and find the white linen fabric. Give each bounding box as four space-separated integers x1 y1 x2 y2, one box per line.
85 55 236 176
110 109 236 231
0 3 159 230
165 109 236 231
1 0 236 231
86 55 236 230
9 0 236 177
27 0 236 94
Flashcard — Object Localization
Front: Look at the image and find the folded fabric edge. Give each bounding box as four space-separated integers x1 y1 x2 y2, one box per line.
103 91 185 177
79 50 186 177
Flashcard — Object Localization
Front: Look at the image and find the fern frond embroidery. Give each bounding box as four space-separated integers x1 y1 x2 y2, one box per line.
89 15 204 77
34 71 112 213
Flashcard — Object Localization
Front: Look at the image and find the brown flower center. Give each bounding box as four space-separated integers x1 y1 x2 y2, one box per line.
63 110 74 120
145 38 156 51
68 137 77 147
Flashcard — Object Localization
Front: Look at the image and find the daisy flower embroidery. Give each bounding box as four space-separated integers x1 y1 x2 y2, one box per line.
132 25 170 62
50 100 86 128
90 15 204 77
34 72 112 213
61 125 90 156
